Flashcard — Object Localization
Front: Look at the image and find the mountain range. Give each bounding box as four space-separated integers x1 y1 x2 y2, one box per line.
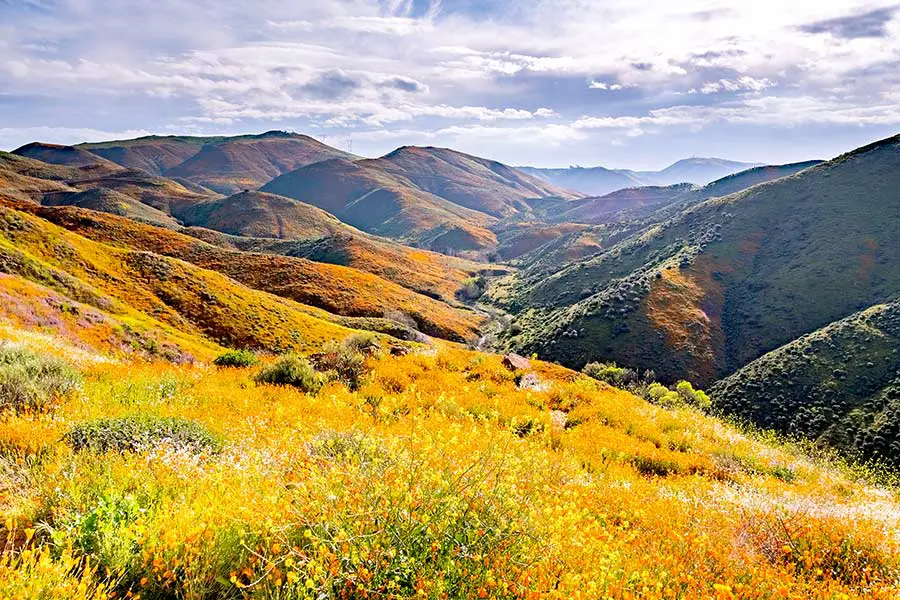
519 157 764 196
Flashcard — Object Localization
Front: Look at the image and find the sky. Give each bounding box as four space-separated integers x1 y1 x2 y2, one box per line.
1 0 899 169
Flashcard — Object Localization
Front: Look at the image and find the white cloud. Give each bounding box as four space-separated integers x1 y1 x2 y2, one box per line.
1 0 898 162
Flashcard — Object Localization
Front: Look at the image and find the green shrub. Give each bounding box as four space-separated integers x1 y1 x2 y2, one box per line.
255 354 324 394
582 362 637 387
213 349 259 368
64 415 221 454
0 346 82 414
310 338 372 390
675 380 711 409
342 332 380 356
646 382 682 408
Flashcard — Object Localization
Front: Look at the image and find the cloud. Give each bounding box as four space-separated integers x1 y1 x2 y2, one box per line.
1 0 899 164
799 6 899 39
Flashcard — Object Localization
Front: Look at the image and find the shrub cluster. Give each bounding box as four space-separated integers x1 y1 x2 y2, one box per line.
64 415 221 454
212 349 258 368
255 354 324 394
582 361 710 410
310 334 380 390
0 346 82 414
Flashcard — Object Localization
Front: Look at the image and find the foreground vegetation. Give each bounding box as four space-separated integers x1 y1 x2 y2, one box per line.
1 327 899 599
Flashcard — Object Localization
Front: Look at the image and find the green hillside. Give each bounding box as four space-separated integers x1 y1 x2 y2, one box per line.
490 135 900 386
711 299 900 466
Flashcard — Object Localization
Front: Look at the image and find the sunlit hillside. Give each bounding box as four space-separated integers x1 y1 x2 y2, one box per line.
2 313 900 599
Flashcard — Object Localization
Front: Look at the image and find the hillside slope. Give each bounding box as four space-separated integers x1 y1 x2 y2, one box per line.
184 227 492 303
373 146 580 217
0 203 361 353
493 135 900 385
711 299 900 465
79 131 357 194
177 191 351 240
262 158 499 255
7 201 485 341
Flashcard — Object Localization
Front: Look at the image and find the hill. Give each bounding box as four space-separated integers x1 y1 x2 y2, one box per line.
40 188 180 228
490 134 900 385
0 202 358 354
520 157 763 196
262 158 499 255
13 142 124 174
556 184 693 224
7 200 485 341
177 191 351 240
183 227 493 303
163 131 357 194
711 299 900 466
78 131 357 195
642 157 764 186
373 146 580 217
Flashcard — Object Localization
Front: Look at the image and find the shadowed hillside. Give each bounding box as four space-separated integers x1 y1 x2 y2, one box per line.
711 299 900 466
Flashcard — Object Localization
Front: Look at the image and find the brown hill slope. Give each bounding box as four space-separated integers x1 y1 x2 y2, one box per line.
79 136 208 174
183 227 495 303
13 142 124 174
10 201 485 341
162 131 356 194
178 191 350 240
80 131 357 194
373 146 580 217
262 158 499 255
40 188 179 228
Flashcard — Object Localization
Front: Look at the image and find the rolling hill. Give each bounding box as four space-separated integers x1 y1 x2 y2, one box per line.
13 142 124 174
0 202 358 354
79 131 357 195
183 227 493 303
711 299 900 466
6 200 485 342
491 134 900 386
373 146 580 217
262 158 500 254
177 191 352 240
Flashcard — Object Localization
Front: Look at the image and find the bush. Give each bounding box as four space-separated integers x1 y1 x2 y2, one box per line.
213 349 259 368
309 336 377 390
646 382 683 408
582 362 638 388
0 347 82 414
64 415 221 454
342 332 380 356
255 354 324 394
675 380 711 409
